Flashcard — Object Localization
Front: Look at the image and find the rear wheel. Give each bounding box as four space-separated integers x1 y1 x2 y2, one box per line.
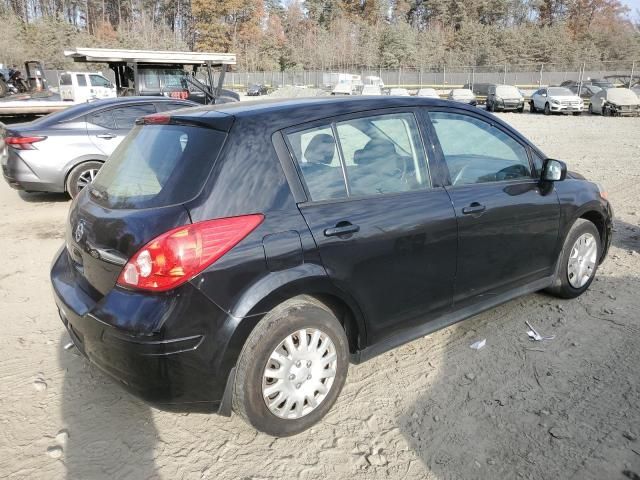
544 103 551 115
233 296 349 436
546 219 601 299
65 161 102 198
603 106 612 117
0 79 6 98
486 101 493 112
588 103 593 114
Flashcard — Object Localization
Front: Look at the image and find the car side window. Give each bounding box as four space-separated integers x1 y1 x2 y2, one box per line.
87 109 116 129
429 111 532 186
336 112 429 196
76 74 87 87
156 102 191 112
89 75 110 87
287 125 347 201
112 104 157 129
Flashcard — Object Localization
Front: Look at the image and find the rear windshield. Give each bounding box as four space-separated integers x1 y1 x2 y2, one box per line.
90 124 226 209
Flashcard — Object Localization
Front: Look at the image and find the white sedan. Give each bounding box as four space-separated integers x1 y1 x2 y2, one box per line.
530 87 583 115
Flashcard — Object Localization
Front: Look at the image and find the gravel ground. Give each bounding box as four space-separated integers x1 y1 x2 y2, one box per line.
0 112 639 480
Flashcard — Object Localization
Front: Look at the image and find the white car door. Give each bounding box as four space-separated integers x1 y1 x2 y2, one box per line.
74 74 91 103
534 89 546 109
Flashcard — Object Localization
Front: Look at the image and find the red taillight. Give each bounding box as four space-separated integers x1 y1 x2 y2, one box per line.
142 113 171 125
117 214 264 292
5 136 46 150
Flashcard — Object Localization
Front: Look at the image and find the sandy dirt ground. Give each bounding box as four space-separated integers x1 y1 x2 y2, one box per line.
0 112 639 480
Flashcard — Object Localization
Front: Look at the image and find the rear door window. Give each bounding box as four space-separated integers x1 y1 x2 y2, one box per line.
112 104 157 130
88 109 116 129
76 74 87 87
286 111 430 201
90 125 226 209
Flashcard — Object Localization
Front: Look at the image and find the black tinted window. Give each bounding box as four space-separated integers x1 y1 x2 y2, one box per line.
88 110 115 129
76 74 87 87
429 111 531 186
287 125 347 201
60 74 72 86
91 125 226 209
156 102 192 112
112 104 156 129
336 113 429 196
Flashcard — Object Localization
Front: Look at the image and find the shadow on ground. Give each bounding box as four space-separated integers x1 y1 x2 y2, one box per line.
397 270 640 480
58 331 159 479
18 191 69 203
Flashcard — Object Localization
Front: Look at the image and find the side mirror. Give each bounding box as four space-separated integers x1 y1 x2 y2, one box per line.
541 158 567 182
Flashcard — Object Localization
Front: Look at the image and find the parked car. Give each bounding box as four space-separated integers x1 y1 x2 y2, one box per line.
331 80 355 95
561 79 615 90
588 88 640 116
416 88 440 98
448 88 477 105
530 87 583 115
59 71 117 102
463 82 493 99
246 84 269 96
1 96 196 197
360 85 382 95
486 84 525 112
568 84 602 101
388 87 410 96
363 76 384 88
50 96 612 437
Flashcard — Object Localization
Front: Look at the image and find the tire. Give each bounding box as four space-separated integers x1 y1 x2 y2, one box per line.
65 161 103 198
232 295 349 437
546 219 601 299
544 103 551 115
603 106 611 117
588 104 593 114
0 79 6 98
530 101 536 113
517 105 524 113
572 112 581 116
487 101 493 112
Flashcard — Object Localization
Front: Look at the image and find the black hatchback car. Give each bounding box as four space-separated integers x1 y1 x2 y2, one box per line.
51 97 612 436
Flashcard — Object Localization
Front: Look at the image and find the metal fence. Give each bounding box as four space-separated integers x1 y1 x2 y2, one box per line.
225 61 638 89
42 61 637 91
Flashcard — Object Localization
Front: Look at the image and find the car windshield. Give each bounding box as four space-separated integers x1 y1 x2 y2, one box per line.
548 87 574 96
90 124 226 209
496 86 521 97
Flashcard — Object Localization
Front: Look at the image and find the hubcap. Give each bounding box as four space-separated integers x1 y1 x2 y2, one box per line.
76 168 99 191
567 233 597 288
262 328 337 420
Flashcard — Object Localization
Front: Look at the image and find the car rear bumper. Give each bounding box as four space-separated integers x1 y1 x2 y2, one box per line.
2 151 65 192
51 245 236 413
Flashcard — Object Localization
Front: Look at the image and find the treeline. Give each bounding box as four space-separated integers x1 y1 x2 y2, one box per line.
0 0 639 71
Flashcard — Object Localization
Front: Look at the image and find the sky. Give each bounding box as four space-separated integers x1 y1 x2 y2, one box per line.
622 0 640 16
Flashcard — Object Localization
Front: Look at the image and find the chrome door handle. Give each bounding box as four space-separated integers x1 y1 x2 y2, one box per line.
462 203 486 215
324 223 360 237
96 133 115 139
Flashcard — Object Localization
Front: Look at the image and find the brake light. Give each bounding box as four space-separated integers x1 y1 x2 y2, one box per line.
142 113 171 125
117 214 264 292
5 136 46 150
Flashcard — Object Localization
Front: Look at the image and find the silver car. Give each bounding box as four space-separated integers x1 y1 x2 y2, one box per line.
1 97 196 197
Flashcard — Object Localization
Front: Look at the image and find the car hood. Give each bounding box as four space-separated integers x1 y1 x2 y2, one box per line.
604 89 639 105
567 170 586 180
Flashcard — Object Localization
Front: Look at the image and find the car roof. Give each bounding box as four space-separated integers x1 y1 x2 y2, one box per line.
169 96 497 134
29 96 198 126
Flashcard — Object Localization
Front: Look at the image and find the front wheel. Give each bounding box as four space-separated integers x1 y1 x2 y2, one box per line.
233 296 349 436
544 103 551 115
65 161 102 198
530 101 536 113
546 219 601 299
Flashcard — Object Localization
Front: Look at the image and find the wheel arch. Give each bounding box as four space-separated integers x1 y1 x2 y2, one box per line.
62 155 107 192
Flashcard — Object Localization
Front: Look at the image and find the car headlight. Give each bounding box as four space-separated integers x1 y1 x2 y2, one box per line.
551 99 560 105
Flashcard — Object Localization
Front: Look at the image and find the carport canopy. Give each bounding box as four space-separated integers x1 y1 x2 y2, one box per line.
63 47 236 101
63 48 236 66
